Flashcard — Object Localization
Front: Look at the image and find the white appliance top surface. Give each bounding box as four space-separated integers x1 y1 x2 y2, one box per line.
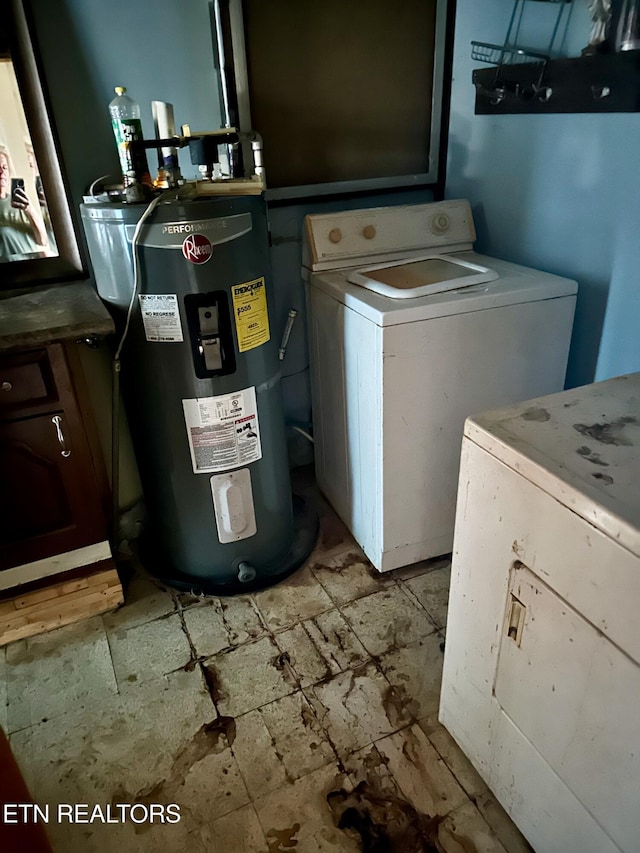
466 373 640 557
307 251 577 326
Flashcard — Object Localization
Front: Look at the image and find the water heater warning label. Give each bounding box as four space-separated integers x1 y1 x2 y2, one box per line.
231 277 270 353
139 294 183 342
182 387 262 474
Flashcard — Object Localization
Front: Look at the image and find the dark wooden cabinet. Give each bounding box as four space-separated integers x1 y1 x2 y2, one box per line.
0 343 109 572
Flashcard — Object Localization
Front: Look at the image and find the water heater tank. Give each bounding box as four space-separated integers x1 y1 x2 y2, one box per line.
81 191 316 594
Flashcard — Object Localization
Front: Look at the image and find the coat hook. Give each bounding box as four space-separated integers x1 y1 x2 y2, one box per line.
519 83 553 103
591 84 611 100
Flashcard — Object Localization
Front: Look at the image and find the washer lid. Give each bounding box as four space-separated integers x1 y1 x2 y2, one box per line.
466 373 640 558
347 254 498 299
307 251 578 327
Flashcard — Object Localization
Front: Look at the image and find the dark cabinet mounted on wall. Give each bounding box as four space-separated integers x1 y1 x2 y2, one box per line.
473 51 640 114
472 0 640 114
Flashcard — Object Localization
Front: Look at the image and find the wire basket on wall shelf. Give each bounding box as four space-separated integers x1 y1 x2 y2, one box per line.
471 0 573 104
471 42 550 66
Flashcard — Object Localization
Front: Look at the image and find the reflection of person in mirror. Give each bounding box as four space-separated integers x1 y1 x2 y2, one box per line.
0 143 48 260
25 139 57 255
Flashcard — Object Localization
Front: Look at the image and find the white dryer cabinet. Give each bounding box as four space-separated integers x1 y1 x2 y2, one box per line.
440 373 640 853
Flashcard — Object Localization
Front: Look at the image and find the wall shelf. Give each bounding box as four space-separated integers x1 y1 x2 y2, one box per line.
473 51 640 114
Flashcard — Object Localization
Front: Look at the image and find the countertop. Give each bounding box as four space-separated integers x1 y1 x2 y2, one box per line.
466 372 640 557
0 281 114 352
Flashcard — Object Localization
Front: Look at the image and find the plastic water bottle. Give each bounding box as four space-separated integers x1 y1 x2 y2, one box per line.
108 86 151 189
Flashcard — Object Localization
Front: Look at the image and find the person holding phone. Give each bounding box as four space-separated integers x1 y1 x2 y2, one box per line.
25 139 57 256
0 143 48 261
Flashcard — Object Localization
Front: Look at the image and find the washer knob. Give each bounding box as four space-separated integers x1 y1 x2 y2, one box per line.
430 213 450 235
362 224 376 240
329 228 342 244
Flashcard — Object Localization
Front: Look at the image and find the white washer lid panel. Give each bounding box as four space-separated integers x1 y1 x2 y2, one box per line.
307 252 577 327
465 373 640 558
347 255 499 299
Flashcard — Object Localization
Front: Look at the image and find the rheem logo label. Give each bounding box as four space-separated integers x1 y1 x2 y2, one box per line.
182 234 212 264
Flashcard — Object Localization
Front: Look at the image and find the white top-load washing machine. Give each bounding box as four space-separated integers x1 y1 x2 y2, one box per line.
440 373 640 853
303 199 578 571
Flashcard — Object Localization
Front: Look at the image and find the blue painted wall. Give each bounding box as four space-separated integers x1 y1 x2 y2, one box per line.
446 0 640 386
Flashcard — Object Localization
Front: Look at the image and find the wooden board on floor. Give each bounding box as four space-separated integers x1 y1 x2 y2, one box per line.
0 563 123 647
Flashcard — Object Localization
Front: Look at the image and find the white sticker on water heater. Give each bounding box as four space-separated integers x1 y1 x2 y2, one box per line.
139 294 184 342
210 469 257 543
182 387 262 474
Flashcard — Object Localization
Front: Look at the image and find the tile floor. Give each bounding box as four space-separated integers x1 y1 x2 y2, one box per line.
0 486 532 853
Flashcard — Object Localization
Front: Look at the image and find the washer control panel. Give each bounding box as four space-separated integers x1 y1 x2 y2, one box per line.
303 200 476 271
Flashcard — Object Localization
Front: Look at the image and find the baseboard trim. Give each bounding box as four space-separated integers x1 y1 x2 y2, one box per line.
0 541 113 592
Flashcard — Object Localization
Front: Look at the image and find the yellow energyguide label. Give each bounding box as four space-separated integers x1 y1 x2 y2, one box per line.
231 277 271 353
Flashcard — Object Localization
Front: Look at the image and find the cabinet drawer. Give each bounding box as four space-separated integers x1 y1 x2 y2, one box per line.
0 350 57 413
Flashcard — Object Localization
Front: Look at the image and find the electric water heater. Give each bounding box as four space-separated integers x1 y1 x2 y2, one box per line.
81 191 316 594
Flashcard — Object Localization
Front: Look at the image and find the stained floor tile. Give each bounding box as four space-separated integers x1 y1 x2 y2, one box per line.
259 690 336 781
403 563 452 628
182 596 266 658
196 803 268 852
274 623 333 687
9 669 247 851
253 763 359 852
376 723 468 818
378 633 445 723
102 567 176 631
427 724 489 799
342 742 402 795
275 609 369 687
5 616 118 733
141 821 210 853
326 776 447 850
341 585 438 657
438 801 510 852
232 690 335 800
304 662 413 759
311 548 392 605
473 790 534 853
106 612 192 688
231 708 289 799
253 565 333 630
204 635 297 717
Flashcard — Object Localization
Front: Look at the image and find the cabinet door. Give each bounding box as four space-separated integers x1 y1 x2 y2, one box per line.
0 410 107 569
495 564 640 853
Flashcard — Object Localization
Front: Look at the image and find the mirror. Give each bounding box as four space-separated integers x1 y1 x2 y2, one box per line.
0 0 83 288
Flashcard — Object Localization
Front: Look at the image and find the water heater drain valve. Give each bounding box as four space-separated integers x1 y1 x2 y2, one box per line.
238 562 257 583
